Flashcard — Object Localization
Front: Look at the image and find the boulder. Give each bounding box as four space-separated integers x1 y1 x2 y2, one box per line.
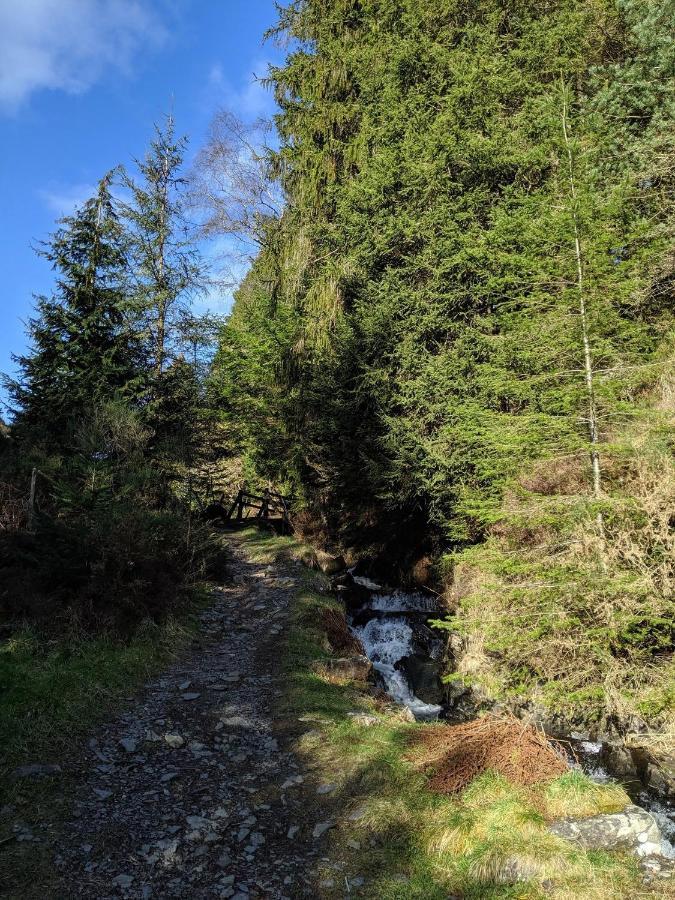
550 804 663 858
601 743 640 780
400 654 443 705
646 753 675 800
317 656 373 682
315 550 347 575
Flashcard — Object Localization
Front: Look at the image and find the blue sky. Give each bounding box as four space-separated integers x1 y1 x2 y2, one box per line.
0 0 282 414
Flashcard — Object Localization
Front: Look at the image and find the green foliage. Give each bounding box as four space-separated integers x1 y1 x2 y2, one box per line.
210 0 675 730
1 118 220 636
0 401 218 632
5 174 144 450
217 0 674 555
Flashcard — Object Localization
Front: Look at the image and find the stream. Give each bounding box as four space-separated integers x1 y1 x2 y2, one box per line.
345 574 675 855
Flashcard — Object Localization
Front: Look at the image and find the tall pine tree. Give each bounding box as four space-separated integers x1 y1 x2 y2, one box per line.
7 173 142 450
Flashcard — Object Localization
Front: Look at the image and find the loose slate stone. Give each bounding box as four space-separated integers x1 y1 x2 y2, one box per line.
317 783 337 795
312 821 334 839
182 693 201 701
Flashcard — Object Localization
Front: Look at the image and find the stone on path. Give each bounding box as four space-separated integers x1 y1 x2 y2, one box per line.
312 821 334 839
317 783 337 795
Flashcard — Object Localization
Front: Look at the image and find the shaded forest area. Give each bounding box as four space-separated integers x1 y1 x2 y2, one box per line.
0 121 223 635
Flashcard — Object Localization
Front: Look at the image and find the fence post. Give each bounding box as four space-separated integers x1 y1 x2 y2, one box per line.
27 467 37 531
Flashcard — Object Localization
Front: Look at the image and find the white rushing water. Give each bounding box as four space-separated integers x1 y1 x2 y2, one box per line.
368 591 440 614
352 616 442 720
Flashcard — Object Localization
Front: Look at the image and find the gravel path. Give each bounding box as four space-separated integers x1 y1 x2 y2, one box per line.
49 538 334 899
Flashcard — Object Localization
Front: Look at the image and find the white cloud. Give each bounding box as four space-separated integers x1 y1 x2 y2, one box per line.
38 182 96 217
208 58 276 121
0 0 167 112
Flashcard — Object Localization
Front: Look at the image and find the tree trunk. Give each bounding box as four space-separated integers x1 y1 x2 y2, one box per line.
561 89 604 522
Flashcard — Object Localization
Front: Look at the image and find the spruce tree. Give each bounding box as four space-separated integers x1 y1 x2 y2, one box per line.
217 0 673 554
7 173 142 450
121 116 203 381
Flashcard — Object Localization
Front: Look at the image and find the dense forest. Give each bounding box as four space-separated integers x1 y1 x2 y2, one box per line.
215 0 675 732
0 120 221 631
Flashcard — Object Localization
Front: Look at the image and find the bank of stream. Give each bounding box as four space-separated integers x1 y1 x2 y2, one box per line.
340 571 675 857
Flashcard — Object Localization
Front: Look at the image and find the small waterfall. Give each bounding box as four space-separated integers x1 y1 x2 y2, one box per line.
368 591 440 614
352 615 442 720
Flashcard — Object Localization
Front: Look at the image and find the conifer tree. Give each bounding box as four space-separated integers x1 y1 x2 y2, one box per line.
6 173 142 449
121 116 203 381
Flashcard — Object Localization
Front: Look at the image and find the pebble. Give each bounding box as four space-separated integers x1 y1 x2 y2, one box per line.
182 693 201 701
317 783 337 795
12 763 62 779
347 806 367 821
119 738 137 753
312 822 334 839
281 775 304 789
164 733 185 748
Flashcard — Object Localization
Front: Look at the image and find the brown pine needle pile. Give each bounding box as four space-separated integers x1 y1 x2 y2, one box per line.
409 715 568 794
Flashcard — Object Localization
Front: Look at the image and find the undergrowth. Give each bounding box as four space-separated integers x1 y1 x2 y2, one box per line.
235 529 666 900
437 360 675 745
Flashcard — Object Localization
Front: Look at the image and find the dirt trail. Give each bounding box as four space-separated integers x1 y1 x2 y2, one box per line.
39 538 333 899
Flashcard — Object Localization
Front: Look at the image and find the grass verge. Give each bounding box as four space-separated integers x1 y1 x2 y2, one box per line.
235 528 670 900
0 581 216 897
